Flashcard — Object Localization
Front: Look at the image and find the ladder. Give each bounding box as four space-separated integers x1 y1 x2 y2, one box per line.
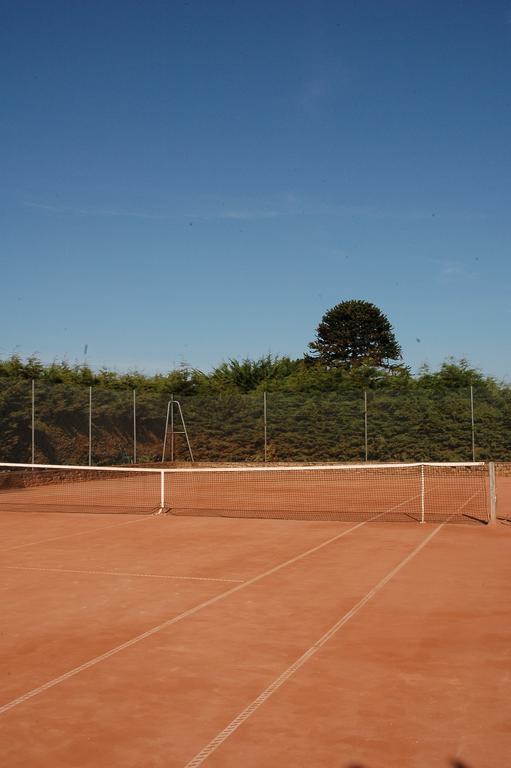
161 397 194 462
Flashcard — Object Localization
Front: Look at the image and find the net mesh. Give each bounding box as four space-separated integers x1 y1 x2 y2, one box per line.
164 464 488 523
0 462 489 523
0 465 161 515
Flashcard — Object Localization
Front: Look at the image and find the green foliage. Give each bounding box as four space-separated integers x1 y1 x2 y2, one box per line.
416 358 489 389
0 354 510 463
209 355 301 393
0 355 197 393
308 299 402 370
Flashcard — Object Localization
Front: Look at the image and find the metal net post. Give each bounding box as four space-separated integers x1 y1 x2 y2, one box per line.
488 462 497 524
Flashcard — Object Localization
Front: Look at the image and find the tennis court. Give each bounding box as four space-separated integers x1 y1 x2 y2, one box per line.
0 463 510 767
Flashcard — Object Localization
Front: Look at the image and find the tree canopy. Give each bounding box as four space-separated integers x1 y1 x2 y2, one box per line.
308 299 402 370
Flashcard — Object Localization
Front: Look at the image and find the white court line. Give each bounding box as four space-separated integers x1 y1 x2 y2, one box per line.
184 522 446 768
3 565 243 584
0 514 155 553
456 491 484 517
0 495 419 717
0 511 389 717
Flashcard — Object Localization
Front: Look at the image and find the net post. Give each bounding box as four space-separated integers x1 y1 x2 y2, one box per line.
160 469 165 513
488 462 497 524
420 464 425 523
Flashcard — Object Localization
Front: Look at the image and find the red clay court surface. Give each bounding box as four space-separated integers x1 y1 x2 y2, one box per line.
1 482 510 767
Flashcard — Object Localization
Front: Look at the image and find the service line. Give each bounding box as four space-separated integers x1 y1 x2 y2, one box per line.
0 496 418 717
184 521 445 768
0 514 386 716
3 564 243 584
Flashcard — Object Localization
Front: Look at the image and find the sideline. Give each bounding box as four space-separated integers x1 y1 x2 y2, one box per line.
0 515 379 716
184 522 445 767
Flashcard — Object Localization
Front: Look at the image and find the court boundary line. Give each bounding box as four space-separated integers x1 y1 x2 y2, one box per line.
2 564 243 584
0 498 413 717
183 521 446 768
0 514 156 553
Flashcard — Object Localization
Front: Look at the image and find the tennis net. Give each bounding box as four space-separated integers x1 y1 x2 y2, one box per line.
0 461 491 524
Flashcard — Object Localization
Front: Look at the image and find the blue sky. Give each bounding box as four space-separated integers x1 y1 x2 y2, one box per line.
1 1 510 378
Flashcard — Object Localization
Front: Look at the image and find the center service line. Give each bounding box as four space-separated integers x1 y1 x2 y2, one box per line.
0 514 384 716
184 521 445 768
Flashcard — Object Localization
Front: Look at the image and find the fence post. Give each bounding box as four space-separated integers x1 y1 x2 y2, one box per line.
171 394 175 461
31 379 35 464
420 464 425 524
133 389 137 464
263 391 268 463
470 385 476 462
364 390 368 462
88 386 92 466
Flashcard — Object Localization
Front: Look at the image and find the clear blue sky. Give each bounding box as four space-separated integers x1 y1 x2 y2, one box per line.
1 1 510 378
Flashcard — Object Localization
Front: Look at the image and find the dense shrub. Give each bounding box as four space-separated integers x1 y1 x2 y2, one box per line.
0 355 509 463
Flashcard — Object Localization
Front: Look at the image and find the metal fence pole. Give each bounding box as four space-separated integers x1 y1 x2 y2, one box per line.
364 390 368 462
420 464 425 523
170 393 174 462
470 385 476 462
88 386 92 466
31 379 35 464
263 391 268 463
133 389 137 464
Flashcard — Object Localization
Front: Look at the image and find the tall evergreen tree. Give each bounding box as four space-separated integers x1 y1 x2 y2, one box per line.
308 299 402 369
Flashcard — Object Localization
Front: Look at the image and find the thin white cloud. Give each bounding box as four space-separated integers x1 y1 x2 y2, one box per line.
23 199 297 222
203 209 287 221
23 202 171 220
430 258 478 282
22 198 491 225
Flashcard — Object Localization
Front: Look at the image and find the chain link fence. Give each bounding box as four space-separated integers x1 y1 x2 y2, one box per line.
1 380 510 465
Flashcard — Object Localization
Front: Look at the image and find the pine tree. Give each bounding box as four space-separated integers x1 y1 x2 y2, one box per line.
308 299 402 369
